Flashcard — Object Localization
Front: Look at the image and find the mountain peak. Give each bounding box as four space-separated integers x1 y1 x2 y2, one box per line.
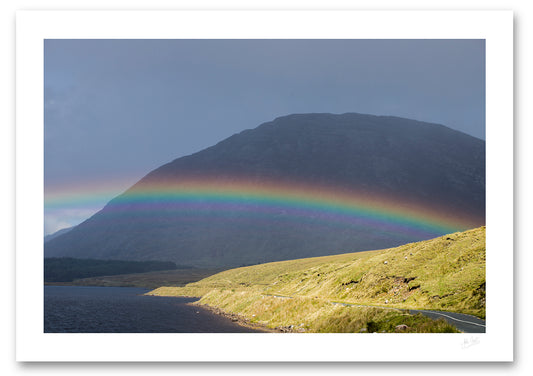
45 113 485 268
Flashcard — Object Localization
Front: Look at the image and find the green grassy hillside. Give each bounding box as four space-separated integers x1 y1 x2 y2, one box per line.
148 226 485 332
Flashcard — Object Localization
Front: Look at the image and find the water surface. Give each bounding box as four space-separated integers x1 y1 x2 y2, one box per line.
44 285 261 333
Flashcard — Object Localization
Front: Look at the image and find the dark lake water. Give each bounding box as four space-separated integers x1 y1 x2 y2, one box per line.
44 285 261 333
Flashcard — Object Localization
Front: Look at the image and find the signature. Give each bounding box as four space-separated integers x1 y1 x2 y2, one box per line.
461 336 480 349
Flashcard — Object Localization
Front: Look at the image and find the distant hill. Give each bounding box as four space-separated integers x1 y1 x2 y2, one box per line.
44 258 180 283
45 113 485 267
44 226 73 243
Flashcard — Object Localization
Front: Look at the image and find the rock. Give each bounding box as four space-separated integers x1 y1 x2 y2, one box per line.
395 324 409 331
359 328 368 332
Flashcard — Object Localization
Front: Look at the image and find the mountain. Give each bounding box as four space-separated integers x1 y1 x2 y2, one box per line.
44 226 73 243
44 113 485 267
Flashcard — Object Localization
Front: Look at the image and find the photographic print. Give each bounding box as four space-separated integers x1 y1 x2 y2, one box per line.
17 11 513 362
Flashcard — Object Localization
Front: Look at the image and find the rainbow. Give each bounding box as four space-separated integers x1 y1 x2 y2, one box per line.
44 176 483 239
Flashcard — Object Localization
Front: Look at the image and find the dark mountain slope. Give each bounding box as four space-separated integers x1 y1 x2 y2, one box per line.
45 113 485 267
44 226 73 243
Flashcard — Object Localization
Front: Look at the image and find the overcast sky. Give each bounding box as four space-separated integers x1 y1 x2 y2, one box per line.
44 39 485 235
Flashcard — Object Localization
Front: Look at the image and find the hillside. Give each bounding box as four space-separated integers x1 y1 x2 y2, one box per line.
44 226 72 243
44 258 180 283
148 226 485 332
45 113 485 267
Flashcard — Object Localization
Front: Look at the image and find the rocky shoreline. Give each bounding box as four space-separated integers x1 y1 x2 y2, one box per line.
190 303 296 333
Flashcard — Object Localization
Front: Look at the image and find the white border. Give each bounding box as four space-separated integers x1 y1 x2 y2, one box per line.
16 10 513 362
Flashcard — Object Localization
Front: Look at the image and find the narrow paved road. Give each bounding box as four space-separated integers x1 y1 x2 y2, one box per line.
408 309 485 333
266 294 485 333
330 301 485 333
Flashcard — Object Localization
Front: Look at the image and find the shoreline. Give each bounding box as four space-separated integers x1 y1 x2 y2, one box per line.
190 302 288 333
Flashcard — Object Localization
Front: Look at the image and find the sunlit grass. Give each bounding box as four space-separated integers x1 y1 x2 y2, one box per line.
148 226 485 332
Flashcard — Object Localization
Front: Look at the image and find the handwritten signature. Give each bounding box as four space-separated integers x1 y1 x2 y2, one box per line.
461 336 480 349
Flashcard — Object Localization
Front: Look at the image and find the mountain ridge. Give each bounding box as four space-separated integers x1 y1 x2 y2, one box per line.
45 112 485 267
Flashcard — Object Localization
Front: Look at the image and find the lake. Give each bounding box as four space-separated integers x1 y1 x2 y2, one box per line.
44 285 262 333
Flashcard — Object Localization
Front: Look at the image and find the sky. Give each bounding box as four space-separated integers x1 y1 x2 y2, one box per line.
44 39 485 235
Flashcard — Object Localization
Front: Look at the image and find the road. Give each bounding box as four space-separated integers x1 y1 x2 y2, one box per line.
408 309 485 333
330 301 486 333
266 294 485 333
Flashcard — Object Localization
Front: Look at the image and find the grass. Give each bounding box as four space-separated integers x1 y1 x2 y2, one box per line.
194 290 459 333
147 226 485 332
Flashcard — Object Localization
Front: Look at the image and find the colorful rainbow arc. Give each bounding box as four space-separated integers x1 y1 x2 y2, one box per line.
43 177 483 237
